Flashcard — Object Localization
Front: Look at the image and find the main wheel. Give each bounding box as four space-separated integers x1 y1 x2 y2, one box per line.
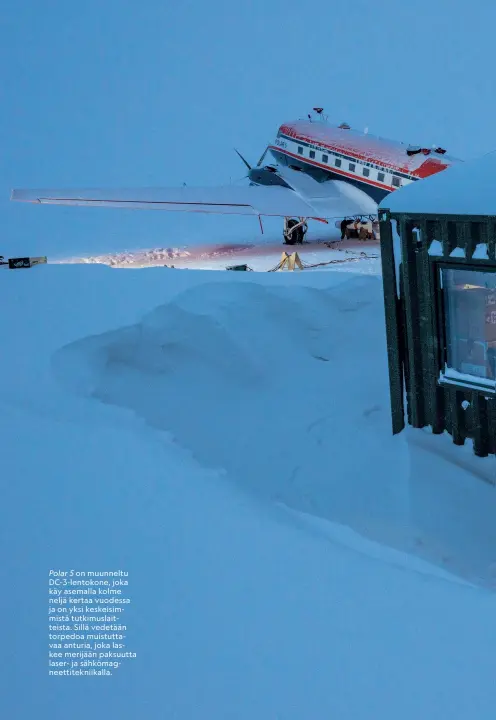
283 218 305 245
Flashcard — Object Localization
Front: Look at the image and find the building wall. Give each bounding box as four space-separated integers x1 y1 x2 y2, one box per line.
378 209 496 461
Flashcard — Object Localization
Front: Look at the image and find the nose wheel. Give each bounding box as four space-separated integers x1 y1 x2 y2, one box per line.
283 217 308 245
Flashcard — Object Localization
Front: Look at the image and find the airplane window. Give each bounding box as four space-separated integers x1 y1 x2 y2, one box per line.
335 158 342 168
298 146 303 155
378 172 385 182
309 150 315 159
322 154 328 163
392 176 402 188
349 163 356 172
362 167 370 177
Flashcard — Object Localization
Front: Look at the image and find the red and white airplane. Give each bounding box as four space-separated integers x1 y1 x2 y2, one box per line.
11 108 458 245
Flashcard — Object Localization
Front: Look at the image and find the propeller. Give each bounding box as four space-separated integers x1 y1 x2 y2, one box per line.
256 146 269 167
234 146 277 186
234 146 270 173
234 148 252 171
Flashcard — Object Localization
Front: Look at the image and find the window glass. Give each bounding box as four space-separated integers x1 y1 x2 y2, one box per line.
349 163 356 172
392 176 401 187
298 146 303 155
335 158 342 167
362 167 370 177
322 154 328 163
378 172 385 182
442 268 496 383
309 150 315 159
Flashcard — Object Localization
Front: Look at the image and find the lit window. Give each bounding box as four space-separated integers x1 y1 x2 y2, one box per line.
363 167 370 177
349 163 356 172
298 146 303 155
309 150 315 159
378 172 385 183
322 154 328 163
392 176 401 188
441 268 496 387
335 158 342 168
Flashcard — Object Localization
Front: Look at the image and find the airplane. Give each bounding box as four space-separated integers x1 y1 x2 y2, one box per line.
11 108 459 245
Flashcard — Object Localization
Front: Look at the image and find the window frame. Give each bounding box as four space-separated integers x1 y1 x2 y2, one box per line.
438 263 496 393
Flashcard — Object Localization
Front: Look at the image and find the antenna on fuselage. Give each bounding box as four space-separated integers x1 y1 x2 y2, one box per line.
312 107 328 122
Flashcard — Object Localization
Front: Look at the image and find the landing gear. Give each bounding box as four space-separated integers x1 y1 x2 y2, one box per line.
283 217 308 245
334 214 380 241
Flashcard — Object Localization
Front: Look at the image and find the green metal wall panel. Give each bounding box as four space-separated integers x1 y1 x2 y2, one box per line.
380 209 496 458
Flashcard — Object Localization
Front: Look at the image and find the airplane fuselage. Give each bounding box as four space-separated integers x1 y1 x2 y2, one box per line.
264 119 458 205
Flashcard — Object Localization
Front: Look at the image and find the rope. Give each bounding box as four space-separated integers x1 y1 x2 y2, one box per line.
267 251 378 272
301 252 378 270
267 260 286 272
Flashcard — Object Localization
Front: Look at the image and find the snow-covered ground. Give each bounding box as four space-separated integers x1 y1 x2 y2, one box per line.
52 237 381 274
3 259 496 718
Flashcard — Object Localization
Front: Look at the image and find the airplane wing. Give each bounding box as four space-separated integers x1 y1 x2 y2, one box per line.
11 177 377 219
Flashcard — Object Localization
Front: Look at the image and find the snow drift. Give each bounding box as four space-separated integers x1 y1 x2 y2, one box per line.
52 275 411 545
2 263 496 719
48 270 496 584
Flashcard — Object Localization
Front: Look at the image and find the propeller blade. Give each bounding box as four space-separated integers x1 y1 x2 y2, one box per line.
234 148 252 171
256 146 269 167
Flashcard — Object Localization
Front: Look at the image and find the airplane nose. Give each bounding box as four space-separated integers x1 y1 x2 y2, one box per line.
249 169 272 184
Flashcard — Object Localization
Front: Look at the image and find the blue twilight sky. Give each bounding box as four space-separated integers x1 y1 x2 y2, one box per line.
0 0 493 258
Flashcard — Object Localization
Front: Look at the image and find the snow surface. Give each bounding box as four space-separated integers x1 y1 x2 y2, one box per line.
441 366 496 390
3 261 496 718
57 239 382 274
381 149 496 216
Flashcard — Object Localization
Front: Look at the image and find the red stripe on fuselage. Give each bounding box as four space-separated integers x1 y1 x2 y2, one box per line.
279 125 409 174
269 146 396 192
279 125 449 179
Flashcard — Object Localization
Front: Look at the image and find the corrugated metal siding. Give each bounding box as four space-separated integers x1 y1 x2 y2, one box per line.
379 209 496 461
